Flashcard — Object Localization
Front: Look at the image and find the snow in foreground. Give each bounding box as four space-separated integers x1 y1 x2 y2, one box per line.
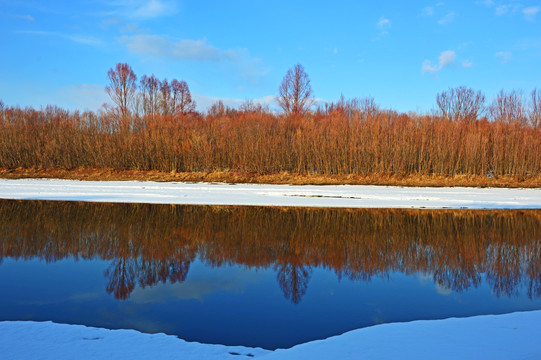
0 178 540 208
1 311 540 360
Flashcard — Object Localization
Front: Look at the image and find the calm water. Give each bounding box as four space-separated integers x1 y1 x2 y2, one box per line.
0 200 540 349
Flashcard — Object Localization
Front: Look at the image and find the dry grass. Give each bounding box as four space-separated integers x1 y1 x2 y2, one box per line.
1 167 540 188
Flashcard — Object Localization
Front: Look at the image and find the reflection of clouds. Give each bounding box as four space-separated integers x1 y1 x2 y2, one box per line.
435 283 452 296
417 272 453 295
129 266 260 303
417 272 432 285
94 305 176 335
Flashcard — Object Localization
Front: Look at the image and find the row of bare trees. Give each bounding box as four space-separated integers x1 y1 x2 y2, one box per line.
0 98 540 176
0 62 539 177
435 86 541 127
277 63 541 126
105 63 195 121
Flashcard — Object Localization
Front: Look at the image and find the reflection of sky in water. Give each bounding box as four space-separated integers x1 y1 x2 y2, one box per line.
1 256 541 349
129 260 260 303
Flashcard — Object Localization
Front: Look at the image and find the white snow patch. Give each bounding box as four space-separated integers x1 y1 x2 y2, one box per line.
0 179 540 209
0 321 269 360
1 311 540 359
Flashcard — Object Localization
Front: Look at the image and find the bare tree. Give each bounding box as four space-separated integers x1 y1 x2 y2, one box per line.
277 64 314 116
140 75 161 117
529 88 541 129
0 100 4 123
320 95 379 122
159 78 171 115
207 100 227 117
239 99 268 114
489 89 526 125
171 79 196 115
436 86 485 121
105 63 137 118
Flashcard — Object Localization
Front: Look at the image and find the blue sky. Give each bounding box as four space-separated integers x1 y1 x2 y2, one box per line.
1 0 540 113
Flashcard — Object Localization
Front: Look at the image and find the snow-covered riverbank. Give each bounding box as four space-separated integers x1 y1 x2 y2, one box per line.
1 311 540 360
1 178 540 208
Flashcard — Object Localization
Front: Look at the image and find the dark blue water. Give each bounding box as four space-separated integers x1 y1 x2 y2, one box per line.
0 200 540 349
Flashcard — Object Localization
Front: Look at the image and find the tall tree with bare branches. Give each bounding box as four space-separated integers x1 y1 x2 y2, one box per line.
436 86 485 122
277 64 314 116
171 79 196 116
140 74 161 117
489 89 526 125
529 88 541 129
105 63 137 118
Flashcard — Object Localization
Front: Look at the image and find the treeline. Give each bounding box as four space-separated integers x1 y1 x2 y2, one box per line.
1 61 540 178
1 97 540 177
1 200 540 302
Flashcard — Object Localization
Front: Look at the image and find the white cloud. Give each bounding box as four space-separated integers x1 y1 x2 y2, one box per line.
105 0 178 19
523 6 540 21
120 35 235 61
495 3 524 16
376 16 391 35
120 34 268 81
11 14 35 22
131 0 175 18
438 11 457 24
476 0 495 7
495 51 512 63
495 4 512 16
462 60 473 68
420 3 445 17
422 50 457 76
377 17 391 29
439 50 457 67
422 60 439 76
421 6 436 16
18 30 103 46
120 22 148 34
480 1 536 19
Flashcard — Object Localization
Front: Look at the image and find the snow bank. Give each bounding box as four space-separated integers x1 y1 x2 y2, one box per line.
1 311 540 360
264 311 541 360
0 321 270 360
1 179 540 209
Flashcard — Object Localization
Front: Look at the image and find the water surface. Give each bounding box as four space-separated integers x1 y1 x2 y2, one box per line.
1 200 540 349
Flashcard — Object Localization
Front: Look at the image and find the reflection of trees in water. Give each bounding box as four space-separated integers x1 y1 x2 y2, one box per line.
526 241 541 298
276 264 312 305
0 200 541 304
105 258 191 300
105 258 136 300
433 267 481 293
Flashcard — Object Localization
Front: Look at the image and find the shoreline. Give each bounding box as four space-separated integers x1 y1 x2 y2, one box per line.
1 311 540 359
1 167 540 188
